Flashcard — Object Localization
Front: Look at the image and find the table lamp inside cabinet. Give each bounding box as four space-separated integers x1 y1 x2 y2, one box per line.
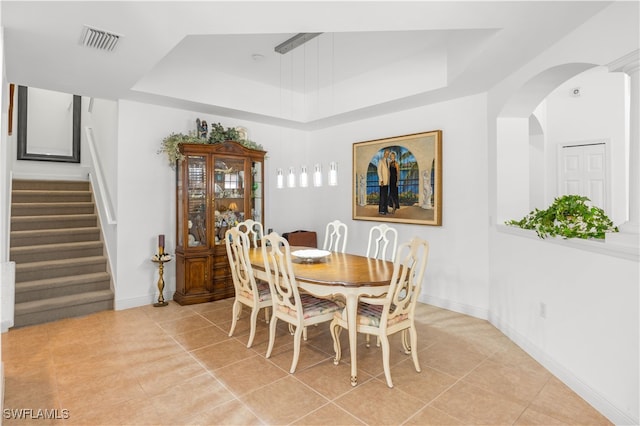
174 141 266 305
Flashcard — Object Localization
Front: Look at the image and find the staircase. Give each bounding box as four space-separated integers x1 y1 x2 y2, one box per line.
10 179 114 327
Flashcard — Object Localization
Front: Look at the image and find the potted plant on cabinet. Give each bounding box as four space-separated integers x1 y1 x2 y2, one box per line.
159 123 263 168
158 132 205 167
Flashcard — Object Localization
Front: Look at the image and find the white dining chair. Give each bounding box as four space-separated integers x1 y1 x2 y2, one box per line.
261 232 342 374
323 220 348 253
366 224 398 261
364 223 398 348
225 227 271 348
236 219 270 321
236 219 264 247
330 237 430 388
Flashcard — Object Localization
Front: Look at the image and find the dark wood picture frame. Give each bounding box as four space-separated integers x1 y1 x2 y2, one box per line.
352 130 442 226
17 85 81 163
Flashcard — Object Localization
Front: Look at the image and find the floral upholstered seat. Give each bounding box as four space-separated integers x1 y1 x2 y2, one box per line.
238 279 271 302
355 302 408 327
261 232 341 374
330 237 430 388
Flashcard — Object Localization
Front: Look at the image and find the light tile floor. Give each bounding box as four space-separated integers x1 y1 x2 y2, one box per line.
2 300 612 425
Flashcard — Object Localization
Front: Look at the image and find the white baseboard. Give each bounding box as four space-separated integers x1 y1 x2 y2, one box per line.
420 293 490 320
489 312 638 426
114 292 174 311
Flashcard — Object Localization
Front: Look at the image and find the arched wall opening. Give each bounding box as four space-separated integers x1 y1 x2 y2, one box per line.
496 63 629 225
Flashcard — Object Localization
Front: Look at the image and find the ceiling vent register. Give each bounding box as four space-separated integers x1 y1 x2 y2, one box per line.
80 25 121 52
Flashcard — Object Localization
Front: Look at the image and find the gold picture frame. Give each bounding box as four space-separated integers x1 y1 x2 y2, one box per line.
352 130 442 226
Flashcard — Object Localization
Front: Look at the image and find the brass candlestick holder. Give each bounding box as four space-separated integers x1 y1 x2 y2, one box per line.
151 247 171 307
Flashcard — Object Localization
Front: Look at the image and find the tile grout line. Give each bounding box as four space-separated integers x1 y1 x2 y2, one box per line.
158 308 273 425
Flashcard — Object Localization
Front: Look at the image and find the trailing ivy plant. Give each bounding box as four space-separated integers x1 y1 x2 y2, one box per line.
505 194 618 239
158 132 205 168
208 122 264 151
159 123 265 168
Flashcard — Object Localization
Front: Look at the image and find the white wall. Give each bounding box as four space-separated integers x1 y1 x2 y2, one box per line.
496 117 530 223
308 94 491 316
490 228 639 424
544 67 627 225
528 113 545 210
488 3 639 424
116 101 180 308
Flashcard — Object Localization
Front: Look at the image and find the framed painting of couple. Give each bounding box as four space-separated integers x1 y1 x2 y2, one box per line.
352 130 442 226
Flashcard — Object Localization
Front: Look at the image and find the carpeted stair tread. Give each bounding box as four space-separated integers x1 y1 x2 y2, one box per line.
16 272 111 293
10 227 101 247
10 240 104 263
15 290 114 315
15 295 114 327
11 190 92 203
14 272 111 304
16 273 111 302
15 256 106 271
11 214 97 231
12 213 97 222
11 240 103 252
11 202 95 216
12 189 91 194
12 179 89 191
15 256 107 282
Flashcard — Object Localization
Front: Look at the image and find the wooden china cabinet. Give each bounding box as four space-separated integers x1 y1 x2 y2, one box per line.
174 141 266 305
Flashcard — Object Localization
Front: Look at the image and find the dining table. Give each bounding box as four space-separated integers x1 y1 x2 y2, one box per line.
247 246 394 386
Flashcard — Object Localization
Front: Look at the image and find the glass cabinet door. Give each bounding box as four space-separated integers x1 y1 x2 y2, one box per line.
185 155 208 248
251 160 263 226
213 156 246 243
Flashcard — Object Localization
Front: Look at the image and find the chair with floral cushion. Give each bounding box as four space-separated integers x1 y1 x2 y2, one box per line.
225 226 272 348
261 232 342 373
323 220 348 253
330 237 430 388
364 223 398 347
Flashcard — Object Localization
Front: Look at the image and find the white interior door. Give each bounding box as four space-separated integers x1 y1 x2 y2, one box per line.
558 142 607 209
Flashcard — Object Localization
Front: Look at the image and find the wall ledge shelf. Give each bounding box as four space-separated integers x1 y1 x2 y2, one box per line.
495 224 639 262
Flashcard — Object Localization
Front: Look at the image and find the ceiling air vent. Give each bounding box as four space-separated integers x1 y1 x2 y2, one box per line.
80 25 121 52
